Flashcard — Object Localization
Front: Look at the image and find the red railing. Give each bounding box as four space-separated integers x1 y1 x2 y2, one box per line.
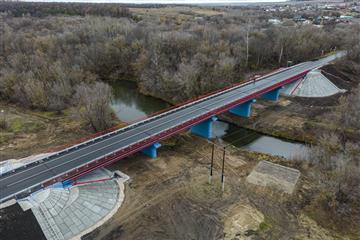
43 69 309 186
47 67 285 154
127 67 285 125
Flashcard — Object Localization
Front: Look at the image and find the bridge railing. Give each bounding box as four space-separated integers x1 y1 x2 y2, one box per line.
45 68 312 187
0 63 304 180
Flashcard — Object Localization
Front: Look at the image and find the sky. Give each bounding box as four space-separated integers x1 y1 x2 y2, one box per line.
22 0 288 4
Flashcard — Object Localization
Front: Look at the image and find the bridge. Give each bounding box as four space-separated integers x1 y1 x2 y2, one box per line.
0 53 344 203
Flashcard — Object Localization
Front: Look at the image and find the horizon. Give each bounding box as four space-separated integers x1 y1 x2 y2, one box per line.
20 0 289 4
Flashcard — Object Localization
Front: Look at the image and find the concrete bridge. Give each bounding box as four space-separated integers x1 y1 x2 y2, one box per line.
0 52 344 203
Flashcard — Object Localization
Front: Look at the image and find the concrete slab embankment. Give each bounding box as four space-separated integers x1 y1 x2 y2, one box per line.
246 160 300 194
0 154 128 240
16 168 129 240
282 69 346 98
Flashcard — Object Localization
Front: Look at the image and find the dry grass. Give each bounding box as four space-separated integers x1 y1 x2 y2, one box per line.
0 102 101 161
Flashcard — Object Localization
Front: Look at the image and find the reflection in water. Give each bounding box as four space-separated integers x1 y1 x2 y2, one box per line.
111 81 170 123
213 121 309 160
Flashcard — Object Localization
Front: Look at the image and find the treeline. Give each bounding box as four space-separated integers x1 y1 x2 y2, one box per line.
0 2 131 18
0 9 358 112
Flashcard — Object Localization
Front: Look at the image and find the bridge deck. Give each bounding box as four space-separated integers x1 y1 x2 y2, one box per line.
0 53 343 203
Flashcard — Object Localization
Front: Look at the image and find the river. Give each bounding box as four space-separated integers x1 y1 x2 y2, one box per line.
111 81 310 159
111 81 170 123
212 121 309 159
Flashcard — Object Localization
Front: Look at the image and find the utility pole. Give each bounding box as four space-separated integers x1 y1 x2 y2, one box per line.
221 147 226 192
209 143 215 184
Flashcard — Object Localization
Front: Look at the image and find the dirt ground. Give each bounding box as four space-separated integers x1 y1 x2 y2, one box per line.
0 203 45 240
81 63 360 240
81 134 346 240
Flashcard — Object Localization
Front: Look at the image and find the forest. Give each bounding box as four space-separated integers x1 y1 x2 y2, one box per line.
0 3 360 237
1 2 360 129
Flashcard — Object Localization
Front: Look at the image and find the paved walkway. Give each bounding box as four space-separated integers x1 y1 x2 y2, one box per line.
17 168 127 240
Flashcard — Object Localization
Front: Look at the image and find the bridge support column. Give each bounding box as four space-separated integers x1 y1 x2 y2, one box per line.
141 142 161 158
229 99 256 118
191 116 218 139
262 86 284 101
48 180 73 189
62 180 73 188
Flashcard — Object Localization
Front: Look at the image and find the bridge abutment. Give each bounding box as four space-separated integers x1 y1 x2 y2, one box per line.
261 86 283 101
229 99 256 118
141 142 162 158
191 116 218 139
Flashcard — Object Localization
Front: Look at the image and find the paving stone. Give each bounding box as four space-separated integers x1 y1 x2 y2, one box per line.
92 205 102 214
59 223 69 233
30 169 123 240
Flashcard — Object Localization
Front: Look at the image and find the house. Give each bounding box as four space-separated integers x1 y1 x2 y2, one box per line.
268 18 282 25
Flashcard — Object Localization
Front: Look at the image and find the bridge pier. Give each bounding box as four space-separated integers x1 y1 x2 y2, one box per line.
141 142 161 158
262 86 283 101
191 116 218 139
229 99 256 118
48 180 73 189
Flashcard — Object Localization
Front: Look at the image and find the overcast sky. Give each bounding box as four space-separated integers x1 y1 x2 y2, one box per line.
22 0 287 4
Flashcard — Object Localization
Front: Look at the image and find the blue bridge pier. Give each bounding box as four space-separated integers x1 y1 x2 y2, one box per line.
0 53 341 203
229 99 256 118
191 116 218 139
141 142 162 158
261 86 284 101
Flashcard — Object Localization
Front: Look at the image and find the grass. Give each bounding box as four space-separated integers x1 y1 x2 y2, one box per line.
258 221 271 231
187 178 231 203
0 133 14 145
9 118 44 134
257 216 273 233
0 118 8 129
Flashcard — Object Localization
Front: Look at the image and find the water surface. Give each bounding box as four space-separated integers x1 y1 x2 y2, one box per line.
213 121 309 159
111 81 170 123
110 82 309 159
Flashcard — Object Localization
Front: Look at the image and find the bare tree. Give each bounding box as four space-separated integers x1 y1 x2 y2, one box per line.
73 82 113 132
245 19 252 68
0 109 7 129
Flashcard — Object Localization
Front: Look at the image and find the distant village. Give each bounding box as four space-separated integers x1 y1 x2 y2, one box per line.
264 2 360 26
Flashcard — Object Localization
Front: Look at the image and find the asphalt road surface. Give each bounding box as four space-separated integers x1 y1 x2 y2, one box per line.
0 52 344 203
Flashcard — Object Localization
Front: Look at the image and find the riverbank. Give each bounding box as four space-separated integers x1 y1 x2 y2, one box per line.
1 60 359 239
220 98 321 144
220 63 360 145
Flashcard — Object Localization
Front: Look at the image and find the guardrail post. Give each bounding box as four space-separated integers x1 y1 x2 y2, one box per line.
229 99 256 118
191 116 218 139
